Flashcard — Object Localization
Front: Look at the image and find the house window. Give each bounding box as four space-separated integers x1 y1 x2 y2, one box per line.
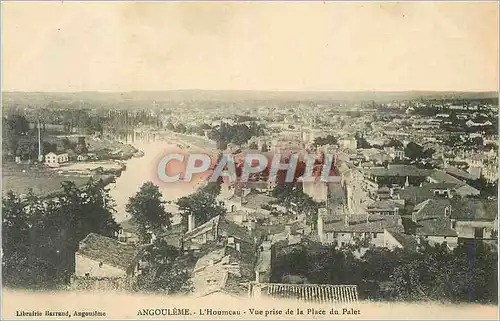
99 261 103 268
85 273 90 277
332 232 337 238
372 233 377 238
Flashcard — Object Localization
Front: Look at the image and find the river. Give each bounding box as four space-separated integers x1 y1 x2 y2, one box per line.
107 141 202 223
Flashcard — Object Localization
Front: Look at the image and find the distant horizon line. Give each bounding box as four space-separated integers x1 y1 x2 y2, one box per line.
3 89 499 94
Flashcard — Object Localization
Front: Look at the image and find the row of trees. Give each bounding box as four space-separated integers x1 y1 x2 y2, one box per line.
312 134 338 147
2 112 93 162
123 179 225 294
2 179 119 289
208 122 266 150
272 240 497 304
2 176 212 294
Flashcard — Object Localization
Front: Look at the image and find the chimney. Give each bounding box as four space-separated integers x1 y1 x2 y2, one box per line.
444 206 451 217
411 211 417 223
317 209 325 240
187 214 195 231
235 243 240 252
255 271 260 283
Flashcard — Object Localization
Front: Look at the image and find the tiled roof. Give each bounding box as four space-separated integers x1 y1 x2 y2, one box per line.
218 216 255 245
413 199 450 221
386 229 418 249
328 182 346 204
367 200 405 211
78 233 145 275
454 184 480 196
162 223 185 246
426 182 460 190
192 265 229 296
323 214 403 233
397 182 477 204
192 242 256 297
119 218 138 233
412 217 458 237
242 193 277 210
184 216 220 240
368 165 431 177
183 215 255 246
407 199 458 237
445 166 478 180
398 186 436 204
254 283 358 304
429 170 466 185
451 199 498 221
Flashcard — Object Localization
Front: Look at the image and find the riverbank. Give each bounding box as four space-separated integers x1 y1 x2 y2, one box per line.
108 140 205 223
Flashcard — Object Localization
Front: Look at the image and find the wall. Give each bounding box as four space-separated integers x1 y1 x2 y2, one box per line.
455 221 496 239
186 229 216 249
425 235 459 248
323 231 385 247
75 253 127 278
303 182 328 202
383 230 403 249
118 231 138 244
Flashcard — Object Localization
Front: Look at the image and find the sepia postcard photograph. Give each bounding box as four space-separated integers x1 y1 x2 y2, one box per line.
1 1 499 320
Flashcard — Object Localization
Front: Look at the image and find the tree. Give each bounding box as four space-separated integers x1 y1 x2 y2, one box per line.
404 141 425 160
356 136 371 149
2 191 31 266
202 177 223 197
2 178 120 289
176 186 227 230
271 239 497 304
74 143 88 155
313 135 338 147
15 144 31 160
175 124 187 134
126 182 171 244
165 122 176 131
271 183 322 216
62 137 73 150
133 239 193 294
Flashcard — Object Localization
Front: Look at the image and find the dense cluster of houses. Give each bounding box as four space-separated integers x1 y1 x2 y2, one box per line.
70 100 497 300
72 155 496 300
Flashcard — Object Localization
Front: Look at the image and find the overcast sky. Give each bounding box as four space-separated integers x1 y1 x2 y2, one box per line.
2 2 498 92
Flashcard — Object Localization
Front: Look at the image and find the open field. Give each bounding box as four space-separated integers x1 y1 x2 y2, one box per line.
88 138 137 157
162 131 217 153
56 161 124 172
2 164 111 197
